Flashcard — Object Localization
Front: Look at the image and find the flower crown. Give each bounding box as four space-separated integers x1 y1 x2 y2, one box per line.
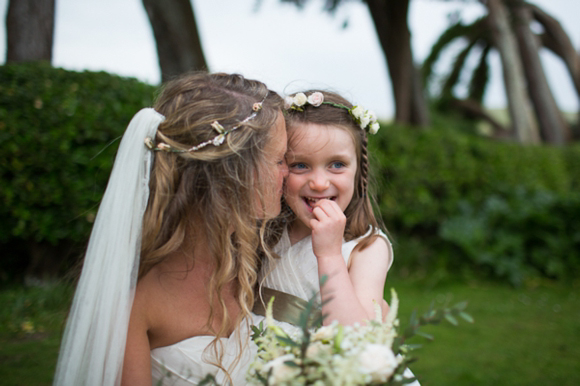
284 92 380 135
144 94 268 153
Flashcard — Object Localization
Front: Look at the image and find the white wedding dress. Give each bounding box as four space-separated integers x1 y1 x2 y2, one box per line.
150 315 266 385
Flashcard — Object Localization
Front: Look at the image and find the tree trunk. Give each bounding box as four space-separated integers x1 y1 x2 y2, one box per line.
365 0 429 126
511 1 568 144
530 3 580 100
485 0 540 144
6 0 55 63
142 0 208 82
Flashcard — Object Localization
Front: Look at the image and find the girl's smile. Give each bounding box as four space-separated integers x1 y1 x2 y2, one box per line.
284 123 357 236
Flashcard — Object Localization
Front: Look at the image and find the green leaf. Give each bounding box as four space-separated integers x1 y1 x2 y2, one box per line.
415 331 434 340
276 336 300 347
283 360 300 368
459 311 474 323
444 313 459 326
453 301 469 311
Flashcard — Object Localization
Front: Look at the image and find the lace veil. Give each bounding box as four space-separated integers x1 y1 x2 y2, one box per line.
53 108 165 386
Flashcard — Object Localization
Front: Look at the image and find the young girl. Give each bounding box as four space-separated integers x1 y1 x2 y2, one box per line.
258 90 392 326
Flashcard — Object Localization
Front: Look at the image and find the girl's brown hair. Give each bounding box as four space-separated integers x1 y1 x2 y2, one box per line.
139 72 283 373
284 90 383 250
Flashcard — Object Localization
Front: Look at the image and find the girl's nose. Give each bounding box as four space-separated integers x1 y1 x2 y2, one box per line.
308 170 330 191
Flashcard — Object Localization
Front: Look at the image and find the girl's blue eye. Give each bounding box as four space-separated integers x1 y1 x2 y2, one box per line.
291 163 307 169
330 161 345 169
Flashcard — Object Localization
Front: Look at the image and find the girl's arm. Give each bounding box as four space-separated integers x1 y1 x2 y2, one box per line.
310 200 391 325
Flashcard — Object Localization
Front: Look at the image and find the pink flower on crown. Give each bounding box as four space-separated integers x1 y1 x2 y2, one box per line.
144 137 154 149
284 96 294 109
307 92 324 107
157 143 171 151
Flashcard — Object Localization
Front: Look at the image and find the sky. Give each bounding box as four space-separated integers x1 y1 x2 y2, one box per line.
1 0 579 120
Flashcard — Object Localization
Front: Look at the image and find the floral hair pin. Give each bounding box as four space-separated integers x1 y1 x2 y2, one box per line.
145 94 267 153
284 92 380 135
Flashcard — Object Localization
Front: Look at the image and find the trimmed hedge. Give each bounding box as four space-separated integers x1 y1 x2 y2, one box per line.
1 62 579 285
369 124 580 285
0 62 156 244
0 63 156 281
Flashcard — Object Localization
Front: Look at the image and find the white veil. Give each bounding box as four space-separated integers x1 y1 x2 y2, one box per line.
53 108 165 386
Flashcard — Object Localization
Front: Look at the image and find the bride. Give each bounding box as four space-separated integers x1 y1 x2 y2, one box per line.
53 72 288 385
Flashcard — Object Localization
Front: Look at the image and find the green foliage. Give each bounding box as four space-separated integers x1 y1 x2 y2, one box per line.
369 124 580 284
0 62 156 246
440 189 580 286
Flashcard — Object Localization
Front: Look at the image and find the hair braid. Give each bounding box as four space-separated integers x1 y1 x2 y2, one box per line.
360 131 370 198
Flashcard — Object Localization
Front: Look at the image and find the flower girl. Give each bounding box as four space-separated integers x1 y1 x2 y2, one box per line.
258 90 391 326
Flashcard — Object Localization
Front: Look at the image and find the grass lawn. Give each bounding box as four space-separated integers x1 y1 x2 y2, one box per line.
1 277 579 385
388 277 580 386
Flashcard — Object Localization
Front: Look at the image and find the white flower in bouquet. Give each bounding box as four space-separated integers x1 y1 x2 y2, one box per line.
248 288 472 385
358 344 399 382
311 325 335 342
262 354 302 384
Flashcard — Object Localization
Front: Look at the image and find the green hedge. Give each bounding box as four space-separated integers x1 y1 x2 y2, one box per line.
0 62 156 281
369 124 580 285
1 63 579 285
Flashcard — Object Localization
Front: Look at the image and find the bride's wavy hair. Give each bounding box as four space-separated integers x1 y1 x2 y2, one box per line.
282 90 384 250
140 72 283 374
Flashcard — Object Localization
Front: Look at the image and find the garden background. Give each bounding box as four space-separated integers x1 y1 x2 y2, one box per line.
2 0 580 384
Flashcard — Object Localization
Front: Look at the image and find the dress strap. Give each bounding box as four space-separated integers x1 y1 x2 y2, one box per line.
253 287 322 327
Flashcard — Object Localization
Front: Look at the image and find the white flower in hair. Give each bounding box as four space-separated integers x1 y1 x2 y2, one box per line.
351 105 364 119
307 92 324 107
369 121 380 135
359 113 371 130
293 92 308 107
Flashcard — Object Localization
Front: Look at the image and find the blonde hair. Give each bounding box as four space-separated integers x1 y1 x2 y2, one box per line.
284 90 382 250
139 72 283 373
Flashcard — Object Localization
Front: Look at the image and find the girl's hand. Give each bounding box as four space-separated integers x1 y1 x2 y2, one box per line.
310 199 346 259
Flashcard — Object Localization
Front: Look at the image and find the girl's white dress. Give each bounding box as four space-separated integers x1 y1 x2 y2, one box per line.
260 226 394 305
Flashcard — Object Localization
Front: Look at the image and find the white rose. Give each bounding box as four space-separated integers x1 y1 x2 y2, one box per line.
263 354 301 384
284 96 294 109
368 110 377 122
369 122 380 135
305 341 330 358
358 344 398 382
359 114 371 130
351 106 364 119
307 92 324 107
312 325 335 342
293 92 308 107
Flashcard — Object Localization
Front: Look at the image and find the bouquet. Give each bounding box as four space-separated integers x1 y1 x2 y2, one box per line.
247 289 472 385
